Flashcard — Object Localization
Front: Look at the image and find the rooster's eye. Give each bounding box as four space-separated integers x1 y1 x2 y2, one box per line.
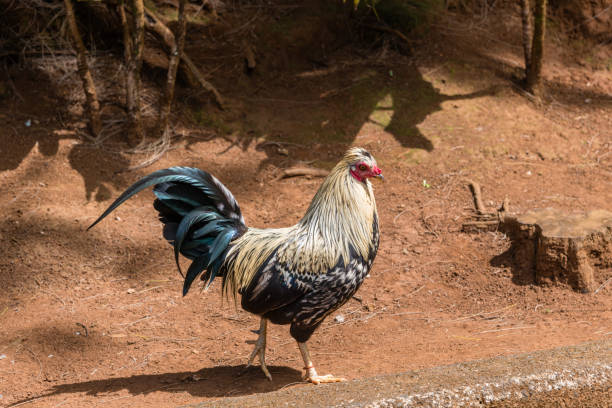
358 164 368 171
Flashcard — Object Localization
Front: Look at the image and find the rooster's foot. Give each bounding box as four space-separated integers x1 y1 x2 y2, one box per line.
298 341 346 385
305 373 347 385
244 318 272 381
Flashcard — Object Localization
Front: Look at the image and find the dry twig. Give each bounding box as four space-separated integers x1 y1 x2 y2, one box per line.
276 167 330 180
594 277 612 294
479 325 535 334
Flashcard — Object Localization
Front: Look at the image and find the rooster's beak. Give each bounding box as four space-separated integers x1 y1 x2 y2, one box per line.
371 166 384 182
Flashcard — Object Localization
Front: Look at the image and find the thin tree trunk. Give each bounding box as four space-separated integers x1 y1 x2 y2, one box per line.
144 7 225 109
124 0 145 146
520 0 532 73
64 0 102 137
526 0 546 94
157 0 187 140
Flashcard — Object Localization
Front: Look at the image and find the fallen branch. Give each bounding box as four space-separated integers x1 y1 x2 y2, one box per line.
276 167 330 180
467 180 487 215
181 54 225 109
462 220 499 228
462 181 510 232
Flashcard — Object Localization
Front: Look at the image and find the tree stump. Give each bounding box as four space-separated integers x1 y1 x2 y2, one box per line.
502 209 612 293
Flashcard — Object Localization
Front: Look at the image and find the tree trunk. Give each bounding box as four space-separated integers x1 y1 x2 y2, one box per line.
144 7 224 109
64 0 102 137
157 0 187 140
123 0 145 146
520 0 532 73
525 0 546 94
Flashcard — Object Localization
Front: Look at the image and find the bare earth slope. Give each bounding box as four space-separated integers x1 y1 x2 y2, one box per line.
0 3 610 407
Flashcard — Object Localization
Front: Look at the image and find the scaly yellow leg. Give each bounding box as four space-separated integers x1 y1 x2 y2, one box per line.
245 317 272 381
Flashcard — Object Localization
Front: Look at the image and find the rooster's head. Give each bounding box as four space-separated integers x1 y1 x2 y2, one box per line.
343 147 384 183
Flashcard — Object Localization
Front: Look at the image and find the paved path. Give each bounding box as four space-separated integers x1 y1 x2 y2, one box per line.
182 340 611 407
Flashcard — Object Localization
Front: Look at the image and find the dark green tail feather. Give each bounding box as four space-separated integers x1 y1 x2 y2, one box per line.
88 167 247 295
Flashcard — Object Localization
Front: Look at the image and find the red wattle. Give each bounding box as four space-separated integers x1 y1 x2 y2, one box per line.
350 169 364 182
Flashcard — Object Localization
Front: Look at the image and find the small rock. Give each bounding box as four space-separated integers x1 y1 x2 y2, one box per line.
334 315 345 323
48 354 54 358
525 170 532 176
0 354 6 360
115 216 121 221
127 288 136 294
277 147 289 156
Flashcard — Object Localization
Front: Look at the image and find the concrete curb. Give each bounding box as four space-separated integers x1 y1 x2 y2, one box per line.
182 340 611 407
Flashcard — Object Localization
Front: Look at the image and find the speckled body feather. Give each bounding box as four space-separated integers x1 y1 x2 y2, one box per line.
223 147 380 341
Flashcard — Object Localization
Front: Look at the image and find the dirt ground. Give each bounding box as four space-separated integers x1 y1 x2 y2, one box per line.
0 2 611 407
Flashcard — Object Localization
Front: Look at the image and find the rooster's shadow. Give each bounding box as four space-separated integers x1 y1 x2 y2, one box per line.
12 365 303 406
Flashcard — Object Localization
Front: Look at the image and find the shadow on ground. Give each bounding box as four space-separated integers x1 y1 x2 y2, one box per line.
490 244 536 287
0 214 163 295
0 67 131 201
7 365 302 406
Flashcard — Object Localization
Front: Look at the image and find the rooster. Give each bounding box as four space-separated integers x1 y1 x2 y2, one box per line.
88 147 383 384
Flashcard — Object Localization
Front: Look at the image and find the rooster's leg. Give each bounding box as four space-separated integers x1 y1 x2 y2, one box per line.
245 317 272 381
298 341 347 384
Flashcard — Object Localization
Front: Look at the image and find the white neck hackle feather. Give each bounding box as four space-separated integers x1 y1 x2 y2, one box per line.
222 148 378 298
